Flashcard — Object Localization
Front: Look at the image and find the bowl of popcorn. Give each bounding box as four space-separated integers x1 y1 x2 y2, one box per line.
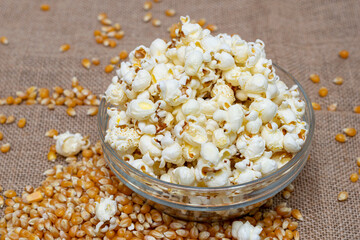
98 16 315 221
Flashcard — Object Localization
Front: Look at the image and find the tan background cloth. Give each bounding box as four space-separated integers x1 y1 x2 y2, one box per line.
1 0 360 238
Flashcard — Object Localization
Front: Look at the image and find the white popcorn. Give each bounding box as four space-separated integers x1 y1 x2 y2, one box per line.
126 99 156 121
161 142 184 165
149 38 168 63
171 167 196 186
249 98 277 123
105 82 127 106
132 69 151 92
104 16 308 187
184 50 203 76
283 133 304 153
261 123 284 152
236 135 265 160
105 127 140 155
54 131 90 157
232 221 262 240
95 197 117 232
182 99 200 116
200 142 220 165
139 135 162 157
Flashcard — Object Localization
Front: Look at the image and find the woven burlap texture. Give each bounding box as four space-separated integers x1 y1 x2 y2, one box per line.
1 0 360 239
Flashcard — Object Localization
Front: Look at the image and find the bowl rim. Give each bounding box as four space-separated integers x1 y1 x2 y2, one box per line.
98 63 315 192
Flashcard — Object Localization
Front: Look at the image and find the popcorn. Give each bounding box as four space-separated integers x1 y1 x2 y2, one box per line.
232 221 262 240
54 131 89 157
104 16 308 187
95 197 117 232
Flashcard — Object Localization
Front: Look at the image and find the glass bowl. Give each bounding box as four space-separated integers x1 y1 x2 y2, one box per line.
98 64 315 221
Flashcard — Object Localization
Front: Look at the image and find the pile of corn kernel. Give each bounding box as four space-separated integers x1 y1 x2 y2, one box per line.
0 140 303 240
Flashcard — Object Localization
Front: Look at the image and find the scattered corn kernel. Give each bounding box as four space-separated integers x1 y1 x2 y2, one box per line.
93 29 101 36
39 88 50 98
143 12 153 23
165 9 176 17
353 105 360 114
47 151 57 162
66 107 76 117
291 209 303 221
92 57 100 65
105 64 114 73
45 129 58 138
311 102 321 110
119 50 128 59
26 191 43 203
0 36 9 45
309 74 320 83
152 18 161 27
318 87 328 97
81 58 91 69
0 114 7 124
333 76 344 85
108 39 117 48
4 189 16 198
97 12 107 21
343 127 356 137
115 30 124 40
356 157 360 167
198 18 206 27
5 116 15 124
0 131 3 140
14 97 22 105
350 173 359 182
143 1 152 10
40 4 50 11
335 133 346 143
59 44 70 53
327 103 337 111
339 50 349 59
282 190 291 199
17 118 26 128
337 191 348 201
113 23 121 31
1 143 10 153
110 56 120 65
100 18 112 26
6 96 14 105
206 24 218 32
87 107 99 116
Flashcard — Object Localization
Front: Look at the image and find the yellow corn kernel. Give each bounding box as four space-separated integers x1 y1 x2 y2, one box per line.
143 12 152 23
357 157 360 167
39 88 50 98
311 102 321 110
97 12 107 21
0 114 7 124
143 1 152 10
105 65 114 73
0 143 10 153
339 50 349 59
40 4 50 11
66 107 76 117
6 115 15 124
59 44 70 52
6 96 14 105
291 209 304 221
115 31 125 40
0 36 9 45
337 191 348 201
165 9 176 17
335 133 346 143
152 18 161 27
119 50 128 59
350 173 359 183
206 24 218 32
110 56 120 65
87 107 98 116
26 191 43 203
354 105 360 114
14 97 22 105
47 151 56 162
17 118 26 128
327 103 337 111
81 58 91 69
45 129 58 138
109 40 117 48
92 58 100 66
343 127 356 137
93 30 101 36
333 76 344 85
198 18 206 27
309 74 320 83
0 131 3 141
114 23 121 31
318 87 328 97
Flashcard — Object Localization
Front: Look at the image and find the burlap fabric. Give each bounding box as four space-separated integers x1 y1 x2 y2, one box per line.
1 0 360 238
